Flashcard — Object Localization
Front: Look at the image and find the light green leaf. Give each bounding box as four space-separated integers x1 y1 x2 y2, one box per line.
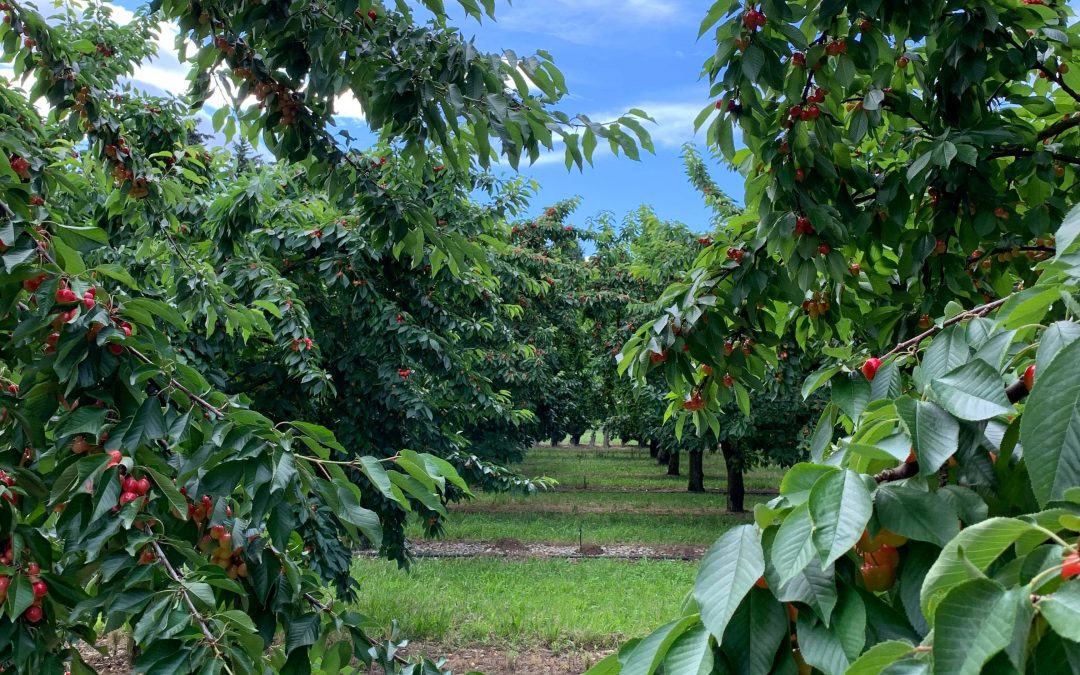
846 640 916 675
929 360 1012 421
933 579 1018 675
619 614 699 675
809 470 872 569
1021 338 1080 506
1039 581 1080 642
895 397 959 475
693 524 765 642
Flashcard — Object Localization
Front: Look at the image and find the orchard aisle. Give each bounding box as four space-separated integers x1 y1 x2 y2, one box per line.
354 445 778 674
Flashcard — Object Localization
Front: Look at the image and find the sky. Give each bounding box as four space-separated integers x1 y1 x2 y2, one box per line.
9 0 745 231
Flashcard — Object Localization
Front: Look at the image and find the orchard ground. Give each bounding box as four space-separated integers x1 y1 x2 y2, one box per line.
352 439 782 674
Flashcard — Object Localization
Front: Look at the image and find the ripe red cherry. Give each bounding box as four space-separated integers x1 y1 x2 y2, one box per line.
32 581 47 598
1063 552 1080 579
818 244 830 256
55 288 79 304
860 563 896 591
1023 365 1036 392
119 491 139 505
861 357 882 381
136 478 151 495
23 605 42 623
106 450 122 467
795 169 805 182
722 374 735 388
368 9 377 20
27 563 40 576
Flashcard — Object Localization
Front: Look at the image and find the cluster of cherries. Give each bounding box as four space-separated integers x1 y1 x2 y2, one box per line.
857 528 907 591
0 544 47 623
682 390 706 411
118 470 152 509
741 7 766 30
199 525 249 580
290 336 315 352
722 338 753 357
801 291 832 319
726 247 746 264
0 469 16 505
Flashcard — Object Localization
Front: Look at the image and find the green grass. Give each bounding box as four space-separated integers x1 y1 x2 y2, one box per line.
469 488 735 512
409 506 758 546
352 557 697 650
515 446 786 493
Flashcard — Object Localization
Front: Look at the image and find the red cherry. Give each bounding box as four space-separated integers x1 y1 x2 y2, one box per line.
136 478 151 495
32 581 47 598
27 563 40 576
1023 365 1036 392
119 491 139 505
860 563 896 591
818 244 831 256
861 357 882 381
368 9 377 20
55 288 78 304
795 169 805 182
722 374 735 388
1063 552 1080 579
23 605 42 623
106 450 123 467
6 384 17 395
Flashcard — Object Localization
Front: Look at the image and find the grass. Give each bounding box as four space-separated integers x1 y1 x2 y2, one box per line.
408 506 758 546
352 556 697 650
514 446 787 493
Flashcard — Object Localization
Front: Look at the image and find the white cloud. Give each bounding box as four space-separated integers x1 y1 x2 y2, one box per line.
497 0 689 45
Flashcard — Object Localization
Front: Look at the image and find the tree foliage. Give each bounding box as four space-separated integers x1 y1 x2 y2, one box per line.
610 0 1080 672
0 0 652 672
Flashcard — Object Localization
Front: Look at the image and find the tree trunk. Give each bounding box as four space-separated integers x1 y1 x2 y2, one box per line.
657 447 670 465
688 450 705 492
667 450 680 476
603 429 611 448
551 435 559 447
648 439 659 459
721 443 745 512
590 429 598 446
571 433 582 446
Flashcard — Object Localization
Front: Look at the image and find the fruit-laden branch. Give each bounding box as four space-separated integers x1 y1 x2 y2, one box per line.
128 347 226 418
147 533 234 673
874 377 1031 483
881 297 1009 359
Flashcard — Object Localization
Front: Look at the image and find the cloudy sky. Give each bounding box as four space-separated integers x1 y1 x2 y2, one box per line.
14 0 741 230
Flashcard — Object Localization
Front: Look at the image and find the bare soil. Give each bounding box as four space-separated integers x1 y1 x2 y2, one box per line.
401 642 614 674
392 538 706 561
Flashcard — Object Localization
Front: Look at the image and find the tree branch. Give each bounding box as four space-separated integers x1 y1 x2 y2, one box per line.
881 297 1009 359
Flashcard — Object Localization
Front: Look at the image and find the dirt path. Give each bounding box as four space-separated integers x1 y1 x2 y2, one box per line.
453 502 737 516
398 642 615 674
379 538 707 561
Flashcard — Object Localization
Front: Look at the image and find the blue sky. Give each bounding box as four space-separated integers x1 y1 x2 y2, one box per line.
33 0 743 231
446 0 737 231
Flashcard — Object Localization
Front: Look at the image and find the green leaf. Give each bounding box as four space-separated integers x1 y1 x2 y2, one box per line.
271 452 296 494
1039 581 1080 642
895 397 959 475
1055 201 1080 257
796 613 850 675
846 640 916 675
122 298 187 330
916 326 969 389
933 579 1018 675
772 503 816 585
285 613 321 653
1036 321 1080 375
809 470 872 569
584 654 621 675
693 524 765 642
1021 338 1080 506
5 574 33 620
929 360 1012 421
335 484 382 546
803 365 842 400
619 614 700 675
662 624 714 675
144 466 187 521
874 484 960 546
920 517 1035 618
54 407 109 438
721 587 788 675
775 561 838 625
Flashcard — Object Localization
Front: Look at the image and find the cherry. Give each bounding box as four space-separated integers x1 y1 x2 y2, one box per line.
0 575 9 596
23 605 42 623
106 450 122 468
818 243 830 256
755 575 768 589
368 9 377 20
856 529 883 553
32 581 47 598
722 374 735 388
1063 551 1080 579
849 263 861 275
119 491 139 505
861 357 881 381
865 545 899 568
860 562 896 591
137 478 151 495
1023 364 1036 392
